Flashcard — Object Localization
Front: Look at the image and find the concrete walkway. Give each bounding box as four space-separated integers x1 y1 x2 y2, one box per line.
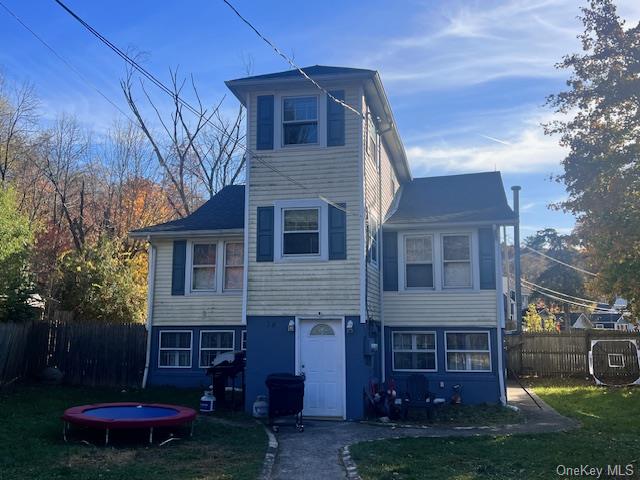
271 384 578 480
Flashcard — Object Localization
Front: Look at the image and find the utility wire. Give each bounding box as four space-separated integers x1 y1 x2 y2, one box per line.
51 0 350 215
527 287 614 312
522 245 598 277
521 279 604 306
220 0 364 119
0 0 136 124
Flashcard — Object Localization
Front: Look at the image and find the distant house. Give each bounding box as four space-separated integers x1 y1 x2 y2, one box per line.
571 313 593 330
570 312 634 332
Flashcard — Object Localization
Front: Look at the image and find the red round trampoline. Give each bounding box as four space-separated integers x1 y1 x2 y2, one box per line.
62 402 197 445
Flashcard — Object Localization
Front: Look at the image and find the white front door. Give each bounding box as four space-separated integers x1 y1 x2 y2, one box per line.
297 319 344 418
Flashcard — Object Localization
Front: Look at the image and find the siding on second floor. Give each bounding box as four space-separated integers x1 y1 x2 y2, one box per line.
364 100 401 323
245 84 364 316
151 237 244 326
382 227 499 327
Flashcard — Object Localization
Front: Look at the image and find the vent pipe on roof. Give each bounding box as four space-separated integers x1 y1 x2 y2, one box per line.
512 186 522 332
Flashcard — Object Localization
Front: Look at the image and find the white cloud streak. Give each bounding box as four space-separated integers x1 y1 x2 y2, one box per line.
407 112 567 174
362 0 640 92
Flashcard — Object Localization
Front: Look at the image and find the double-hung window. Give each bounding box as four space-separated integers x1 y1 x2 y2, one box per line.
405 235 434 288
199 331 235 368
392 332 436 371
224 242 243 290
159 331 192 368
282 208 320 256
192 243 216 291
445 332 491 372
283 96 318 145
442 234 472 288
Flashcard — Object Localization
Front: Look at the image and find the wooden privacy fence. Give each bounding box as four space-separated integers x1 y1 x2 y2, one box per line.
506 331 640 378
0 313 147 388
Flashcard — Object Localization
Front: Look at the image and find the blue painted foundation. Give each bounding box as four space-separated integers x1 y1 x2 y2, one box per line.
148 325 245 388
244 316 296 414
384 326 502 405
147 322 503 417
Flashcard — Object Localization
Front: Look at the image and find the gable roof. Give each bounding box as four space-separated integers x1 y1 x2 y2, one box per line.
225 65 411 182
385 172 515 226
130 185 245 237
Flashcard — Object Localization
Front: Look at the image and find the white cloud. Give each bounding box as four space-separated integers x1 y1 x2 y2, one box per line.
406 112 566 174
359 0 640 92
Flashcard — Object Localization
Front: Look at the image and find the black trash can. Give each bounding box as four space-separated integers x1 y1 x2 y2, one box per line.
265 373 305 432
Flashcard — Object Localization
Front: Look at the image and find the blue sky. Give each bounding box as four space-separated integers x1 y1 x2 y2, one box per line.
2 0 639 240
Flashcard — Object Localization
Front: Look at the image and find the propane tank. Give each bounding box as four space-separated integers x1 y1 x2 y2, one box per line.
252 395 268 418
200 387 216 414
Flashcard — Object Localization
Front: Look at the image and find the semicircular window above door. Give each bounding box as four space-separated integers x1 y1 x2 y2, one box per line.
310 323 335 336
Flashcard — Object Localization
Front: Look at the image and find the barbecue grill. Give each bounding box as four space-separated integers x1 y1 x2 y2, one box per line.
265 373 304 432
205 350 246 410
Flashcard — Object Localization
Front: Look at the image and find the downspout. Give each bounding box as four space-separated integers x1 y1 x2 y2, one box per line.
377 133 384 382
512 186 522 332
494 225 507 405
142 239 157 389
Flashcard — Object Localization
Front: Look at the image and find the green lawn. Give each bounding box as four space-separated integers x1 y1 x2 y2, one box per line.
0 385 266 480
351 381 640 480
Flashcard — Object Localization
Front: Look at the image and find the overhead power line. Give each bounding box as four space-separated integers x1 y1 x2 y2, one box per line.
521 279 604 306
526 287 615 312
0 0 136 124
51 0 351 215
522 245 598 277
220 0 363 119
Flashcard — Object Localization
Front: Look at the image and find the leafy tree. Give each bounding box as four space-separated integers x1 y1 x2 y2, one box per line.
523 303 557 332
54 238 147 323
0 188 37 321
545 0 640 315
524 228 586 311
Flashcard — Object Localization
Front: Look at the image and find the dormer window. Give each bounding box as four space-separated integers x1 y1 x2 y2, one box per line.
283 96 318 145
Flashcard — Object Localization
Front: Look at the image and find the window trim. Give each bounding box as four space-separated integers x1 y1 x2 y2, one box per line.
595 323 605 329
444 330 492 373
403 234 435 290
392 330 437 372
189 240 220 295
158 330 193 369
366 210 379 268
398 231 479 292
241 330 247 351
274 199 329 262
441 233 473 289
223 241 244 292
198 330 236 369
282 207 321 257
281 95 319 147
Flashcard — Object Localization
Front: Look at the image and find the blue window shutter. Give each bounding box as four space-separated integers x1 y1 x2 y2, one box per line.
479 228 496 290
383 231 398 291
256 95 274 150
327 90 345 147
171 240 186 295
256 206 274 262
328 203 347 260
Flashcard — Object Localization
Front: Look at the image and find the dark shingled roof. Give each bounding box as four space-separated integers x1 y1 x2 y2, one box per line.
386 172 515 225
226 65 376 83
131 185 244 235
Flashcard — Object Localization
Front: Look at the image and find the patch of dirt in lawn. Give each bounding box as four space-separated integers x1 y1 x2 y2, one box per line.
65 448 137 468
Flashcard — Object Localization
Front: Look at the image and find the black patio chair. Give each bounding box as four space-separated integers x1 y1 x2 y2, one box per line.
402 374 436 420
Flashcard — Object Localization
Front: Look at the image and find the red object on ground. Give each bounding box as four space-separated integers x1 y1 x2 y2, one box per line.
62 402 197 429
